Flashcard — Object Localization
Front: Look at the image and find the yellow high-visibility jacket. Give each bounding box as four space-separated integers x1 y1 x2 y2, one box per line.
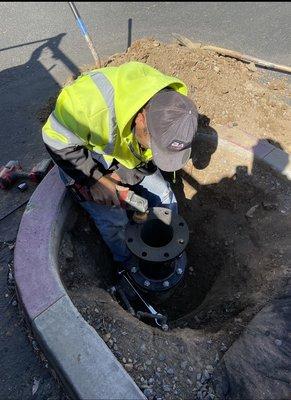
42 61 187 185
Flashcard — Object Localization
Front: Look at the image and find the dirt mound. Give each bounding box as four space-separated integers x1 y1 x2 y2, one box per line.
38 37 291 153
105 38 291 152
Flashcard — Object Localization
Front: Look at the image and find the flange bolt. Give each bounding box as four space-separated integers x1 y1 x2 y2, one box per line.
144 280 150 287
163 280 170 288
131 266 138 273
177 268 183 275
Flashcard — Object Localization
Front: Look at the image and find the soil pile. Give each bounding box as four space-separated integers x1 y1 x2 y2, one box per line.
104 38 291 152
38 37 291 153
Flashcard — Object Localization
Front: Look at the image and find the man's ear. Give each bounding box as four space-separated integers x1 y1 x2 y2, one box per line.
135 110 146 126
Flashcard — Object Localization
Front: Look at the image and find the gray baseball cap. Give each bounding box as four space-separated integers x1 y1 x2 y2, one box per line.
146 88 198 172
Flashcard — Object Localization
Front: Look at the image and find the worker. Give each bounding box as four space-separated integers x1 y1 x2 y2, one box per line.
42 61 198 266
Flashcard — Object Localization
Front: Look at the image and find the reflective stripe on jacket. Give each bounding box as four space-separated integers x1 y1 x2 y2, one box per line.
42 61 187 177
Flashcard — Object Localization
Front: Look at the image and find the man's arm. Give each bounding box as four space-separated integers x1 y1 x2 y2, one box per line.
42 89 122 205
44 142 103 186
45 141 122 205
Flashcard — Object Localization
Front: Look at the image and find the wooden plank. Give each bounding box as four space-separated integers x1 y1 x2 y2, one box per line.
172 33 291 74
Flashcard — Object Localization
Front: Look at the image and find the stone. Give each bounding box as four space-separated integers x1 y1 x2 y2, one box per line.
220 343 228 352
206 365 214 374
103 333 111 343
262 202 278 210
32 340 39 351
165 367 174 376
180 361 188 370
203 370 211 381
196 381 203 389
197 373 202 381
163 384 171 393
143 388 154 397
245 204 259 218
124 363 134 372
197 391 204 400
275 339 282 347
246 62 257 72
158 353 166 362
32 378 40 396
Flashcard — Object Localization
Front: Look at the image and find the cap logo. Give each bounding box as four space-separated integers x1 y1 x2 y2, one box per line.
168 140 191 151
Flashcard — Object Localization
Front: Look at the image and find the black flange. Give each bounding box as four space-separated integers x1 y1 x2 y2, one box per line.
129 252 187 293
125 207 189 263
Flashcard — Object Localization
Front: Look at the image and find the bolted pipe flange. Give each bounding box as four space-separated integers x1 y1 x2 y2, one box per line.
125 207 189 263
129 252 187 293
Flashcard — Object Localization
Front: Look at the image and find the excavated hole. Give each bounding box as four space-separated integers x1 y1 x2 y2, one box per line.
58 153 290 399
59 160 289 331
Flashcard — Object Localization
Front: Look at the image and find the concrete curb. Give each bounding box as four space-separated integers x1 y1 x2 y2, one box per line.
211 125 291 179
14 167 145 400
14 127 290 400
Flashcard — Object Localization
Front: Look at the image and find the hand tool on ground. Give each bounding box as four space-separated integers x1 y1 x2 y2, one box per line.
0 159 53 190
110 267 169 331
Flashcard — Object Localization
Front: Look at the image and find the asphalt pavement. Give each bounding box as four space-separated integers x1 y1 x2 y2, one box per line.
0 2 290 398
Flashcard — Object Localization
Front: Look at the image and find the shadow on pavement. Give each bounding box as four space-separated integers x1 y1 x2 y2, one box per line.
0 33 79 400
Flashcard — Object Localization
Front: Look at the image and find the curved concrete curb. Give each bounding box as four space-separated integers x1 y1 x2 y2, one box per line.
14 127 290 400
14 167 145 400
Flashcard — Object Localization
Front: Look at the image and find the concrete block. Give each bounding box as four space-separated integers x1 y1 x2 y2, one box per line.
263 148 291 180
33 295 145 400
252 140 274 160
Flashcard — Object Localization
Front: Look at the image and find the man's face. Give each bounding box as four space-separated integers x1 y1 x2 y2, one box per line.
134 109 151 149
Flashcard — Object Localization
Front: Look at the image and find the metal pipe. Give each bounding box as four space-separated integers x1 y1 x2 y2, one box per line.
68 2 101 68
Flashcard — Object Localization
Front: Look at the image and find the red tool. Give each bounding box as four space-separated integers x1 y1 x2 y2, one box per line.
0 159 53 190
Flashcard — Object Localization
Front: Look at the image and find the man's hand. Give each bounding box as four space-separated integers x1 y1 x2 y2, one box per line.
90 175 128 206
